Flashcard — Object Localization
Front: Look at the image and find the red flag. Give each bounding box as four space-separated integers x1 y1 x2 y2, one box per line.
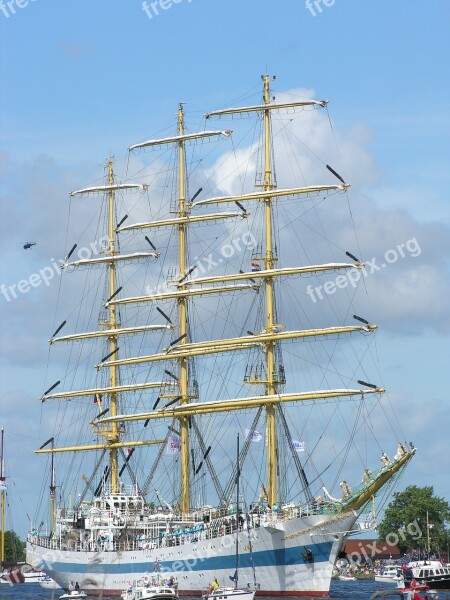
4 569 25 584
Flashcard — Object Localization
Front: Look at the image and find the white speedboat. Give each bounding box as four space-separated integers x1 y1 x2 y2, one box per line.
338 574 356 581
374 565 404 584
59 591 88 600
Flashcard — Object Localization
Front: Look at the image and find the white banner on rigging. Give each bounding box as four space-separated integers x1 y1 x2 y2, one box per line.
166 434 181 454
292 439 305 452
245 428 263 443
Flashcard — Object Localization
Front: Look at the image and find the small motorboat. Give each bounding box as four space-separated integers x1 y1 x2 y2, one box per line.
121 577 179 600
374 565 404 584
59 591 88 599
338 574 356 581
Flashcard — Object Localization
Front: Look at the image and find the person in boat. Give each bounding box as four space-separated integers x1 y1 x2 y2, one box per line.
167 576 174 587
209 577 220 594
68 581 74 592
75 581 80 591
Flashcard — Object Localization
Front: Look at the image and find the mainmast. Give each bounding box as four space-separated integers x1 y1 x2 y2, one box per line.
177 105 190 514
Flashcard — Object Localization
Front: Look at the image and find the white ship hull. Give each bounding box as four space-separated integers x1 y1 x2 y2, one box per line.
27 511 357 597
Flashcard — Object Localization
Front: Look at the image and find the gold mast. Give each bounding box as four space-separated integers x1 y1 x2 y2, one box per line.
106 159 120 493
177 105 190 514
262 75 278 508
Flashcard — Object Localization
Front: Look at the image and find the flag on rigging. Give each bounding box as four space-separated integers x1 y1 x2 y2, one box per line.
0 479 6 491
166 433 181 454
251 262 261 272
245 428 263 443
292 439 305 452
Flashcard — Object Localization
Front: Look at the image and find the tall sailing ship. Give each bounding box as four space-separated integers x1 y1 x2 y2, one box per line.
26 76 415 597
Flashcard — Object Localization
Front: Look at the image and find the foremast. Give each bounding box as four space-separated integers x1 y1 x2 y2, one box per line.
36 166 165 495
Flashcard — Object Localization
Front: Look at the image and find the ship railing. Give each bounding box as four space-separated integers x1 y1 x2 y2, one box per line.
28 533 160 553
277 501 340 520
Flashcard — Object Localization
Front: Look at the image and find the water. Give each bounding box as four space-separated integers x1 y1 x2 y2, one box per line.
1 581 449 600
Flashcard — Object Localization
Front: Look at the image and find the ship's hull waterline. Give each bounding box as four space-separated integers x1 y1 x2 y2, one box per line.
27 511 357 597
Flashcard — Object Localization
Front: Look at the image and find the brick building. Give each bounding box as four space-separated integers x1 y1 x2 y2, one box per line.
343 539 401 563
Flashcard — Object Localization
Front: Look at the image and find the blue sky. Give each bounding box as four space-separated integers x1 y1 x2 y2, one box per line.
1 0 449 540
